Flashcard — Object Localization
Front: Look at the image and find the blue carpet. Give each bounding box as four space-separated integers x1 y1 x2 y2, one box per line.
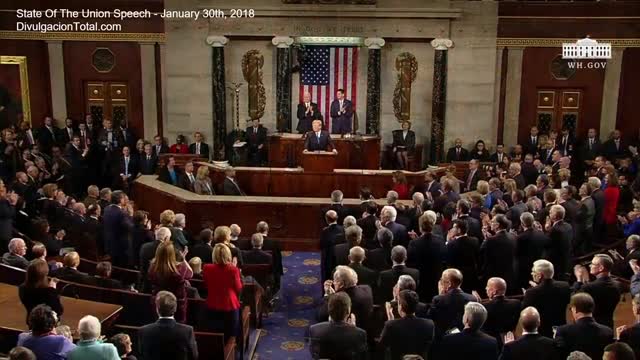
254 251 322 360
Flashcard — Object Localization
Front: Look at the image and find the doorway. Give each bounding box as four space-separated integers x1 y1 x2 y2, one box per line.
85 81 129 127
534 88 583 136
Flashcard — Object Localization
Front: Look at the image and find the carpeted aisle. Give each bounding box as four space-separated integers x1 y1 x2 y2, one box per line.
254 251 322 360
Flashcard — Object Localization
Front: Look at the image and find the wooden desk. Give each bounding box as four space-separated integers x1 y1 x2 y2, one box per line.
204 164 446 199
159 153 207 168
133 175 419 250
268 133 381 169
0 283 122 335
301 151 337 172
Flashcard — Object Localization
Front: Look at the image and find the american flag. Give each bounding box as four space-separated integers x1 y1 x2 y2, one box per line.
300 46 359 132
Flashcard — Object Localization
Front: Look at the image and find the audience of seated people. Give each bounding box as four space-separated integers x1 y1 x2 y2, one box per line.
1 117 640 360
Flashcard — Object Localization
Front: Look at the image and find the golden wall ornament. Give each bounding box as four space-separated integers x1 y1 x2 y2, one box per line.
392 52 417 122
0 56 31 125
241 50 266 121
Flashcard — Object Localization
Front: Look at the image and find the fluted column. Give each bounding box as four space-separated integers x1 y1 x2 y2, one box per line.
46 41 67 121
206 36 229 160
364 37 385 135
429 38 453 164
272 36 294 132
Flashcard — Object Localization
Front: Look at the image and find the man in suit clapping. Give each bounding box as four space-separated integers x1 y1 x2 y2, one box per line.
297 92 322 134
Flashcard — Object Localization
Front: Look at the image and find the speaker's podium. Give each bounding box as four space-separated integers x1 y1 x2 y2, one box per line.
301 150 337 172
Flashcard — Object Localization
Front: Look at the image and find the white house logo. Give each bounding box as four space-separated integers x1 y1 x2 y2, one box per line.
562 37 611 70
562 37 611 59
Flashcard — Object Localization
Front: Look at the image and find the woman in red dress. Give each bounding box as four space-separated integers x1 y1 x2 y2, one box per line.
169 135 189 154
392 171 410 200
202 241 243 340
603 172 620 237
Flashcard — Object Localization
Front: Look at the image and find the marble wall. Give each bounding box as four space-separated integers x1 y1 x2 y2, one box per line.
164 19 213 144
446 1 499 151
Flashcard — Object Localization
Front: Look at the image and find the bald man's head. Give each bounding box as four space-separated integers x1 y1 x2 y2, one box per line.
520 306 540 333
486 277 506 298
325 210 338 224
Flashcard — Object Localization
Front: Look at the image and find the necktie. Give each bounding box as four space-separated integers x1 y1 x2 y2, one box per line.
317 132 320 143
456 148 460 158
125 157 129 176
196 143 200 154
589 139 593 149
532 136 536 145
340 100 343 109
156 145 160 154
147 155 150 160
616 140 619 150
107 130 112 143
498 153 502 162
189 173 194 183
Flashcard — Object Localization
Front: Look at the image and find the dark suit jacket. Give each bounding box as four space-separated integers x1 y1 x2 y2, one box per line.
139 241 161 277
317 285 374 332
188 142 210 158
333 243 352 268
619 323 640 360
499 333 558 360
262 236 283 277
365 247 391 273
515 229 548 288
309 320 367 360
463 168 483 192
1 253 29 269
304 130 334 152
377 265 420 304
158 166 182 186
437 329 498 360
384 221 408 249
561 199 580 228
407 233 446 302
348 263 378 293
446 147 469 162
573 276 621 329
37 126 59 153
558 135 576 156
521 279 571 337
446 235 480 292
581 138 602 161
602 138 628 161
246 126 267 150
116 156 139 180
483 296 521 347
222 177 245 196
242 249 272 265
380 316 435 360
296 102 322 134
152 143 169 156
190 242 213 264
139 318 198 360
357 215 378 249
506 202 528 230
428 288 477 338
102 204 134 266
459 214 483 241
489 152 509 164
546 221 573 281
524 136 540 156
320 223 344 281
51 266 94 285
554 317 614 360
138 154 158 175
97 128 125 152
178 172 196 192
591 188 605 230
391 130 416 154
329 99 354 133
480 231 517 291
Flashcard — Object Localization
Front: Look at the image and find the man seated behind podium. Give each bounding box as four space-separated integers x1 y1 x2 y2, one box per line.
304 120 337 153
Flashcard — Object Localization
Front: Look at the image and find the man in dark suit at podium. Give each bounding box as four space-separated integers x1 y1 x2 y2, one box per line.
297 92 322 134
304 120 336 153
